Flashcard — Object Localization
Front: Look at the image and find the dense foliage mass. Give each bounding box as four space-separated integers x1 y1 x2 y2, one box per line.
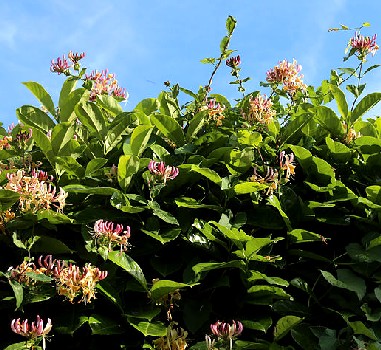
1 17 381 350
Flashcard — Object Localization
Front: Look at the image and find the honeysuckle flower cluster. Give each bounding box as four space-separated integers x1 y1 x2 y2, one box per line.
226 55 241 68
348 32 379 61
92 219 131 253
53 261 108 303
266 59 307 95
246 94 276 125
4 169 67 213
279 151 296 180
153 324 188 350
148 160 179 185
50 51 85 75
8 255 108 303
0 135 12 150
85 69 128 101
206 320 243 350
11 315 52 350
250 166 279 196
206 98 226 126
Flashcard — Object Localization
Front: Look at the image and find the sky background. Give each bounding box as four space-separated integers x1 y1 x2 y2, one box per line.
1 0 381 127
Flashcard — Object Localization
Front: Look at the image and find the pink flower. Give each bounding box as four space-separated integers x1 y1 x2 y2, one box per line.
226 55 241 68
93 219 131 252
210 320 243 349
148 160 179 184
50 55 70 75
279 151 296 179
349 32 379 60
68 51 85 64
246 94 276 125
11 315 52 338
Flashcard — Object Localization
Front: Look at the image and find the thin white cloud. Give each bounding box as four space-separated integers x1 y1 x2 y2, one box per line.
0 21 17 49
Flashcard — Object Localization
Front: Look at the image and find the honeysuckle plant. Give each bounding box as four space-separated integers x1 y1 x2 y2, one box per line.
1 16 381 350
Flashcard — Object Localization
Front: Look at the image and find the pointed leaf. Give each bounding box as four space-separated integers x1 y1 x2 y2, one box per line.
51 122 75 155
186 111 207 141
191 165 222 185
149 280 196 301
274 316 303 341
108 251 147 290
23 81 55 116
351 93 381 123
330 84 348 119
151 113 184 147
127 317 167 337
0 189 20 211
75 102 107 140
130 125 154 156
16 105 55 133
60 87 89 122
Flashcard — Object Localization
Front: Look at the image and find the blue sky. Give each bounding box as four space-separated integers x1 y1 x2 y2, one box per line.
1 0 381 127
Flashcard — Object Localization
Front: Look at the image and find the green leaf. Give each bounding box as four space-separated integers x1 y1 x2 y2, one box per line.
274 316 303 341
234 181 268 194
351 92 381 123
108 251 148 290
226 15 237 34
325 136 351 162
30 235 73 254
288 229 323 243
158 91 181 119
238 130 263 147
220 35 229 53
23 81 55 116
25 271 53 283
85 158 108 177
130 125 154 157
267 196 291 230
96 94 123 116
141 228 181 244
9 279 23 309
312 105 343 136
151 113 185 147
192 260 247 276
117 155 140 190
4 342 31 350
36 210 72 224
149 201 179 225
88 314 124 335
330 84 348 119
242 317 272 333
186 111 207 141
104 112 135 154
134 98 159 116
191 165 222 185
64 184 116 196
51 122 75 155
127 317 167 337
29 128 52 156
60 87 89 123
0 189 20 211
347 321 377 340
149 279 196 301
247 285 291 300
75 102 107 140
16 105 55 133
174 197 220 210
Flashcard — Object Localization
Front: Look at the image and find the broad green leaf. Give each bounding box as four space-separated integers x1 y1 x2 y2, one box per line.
104 112 136 154
242 317 272 333
248 271 289 287
141 228 181 244
96 94 123 116
149 201 179 225
330 84 348 119
23 81 56 116
312 105 343 136
134 98 159 116
191 165 222 185
60 87 89 122
186 111 207 141
55 156 85 178
267 196 291 230
158 91 181 119
75 102 107 140
366 185 381 205
175 197 220 210
280 113 314 146
16 105 55 133
59 77 78 110
325 136 351 162
351 92 381 123
274 316 303 341
288 229 323 243
64 184 116 196
25 271 53 283
9 280 23 309
108 251 147 290
247 285 291 300
30 128 52 155
51 122 75 155
127 317 167 337
36 210 72 224
238 130 263 147
0 189 20 211
151 113 185 147
110 191 145 213
85 158 108 177
192 260 247 276
130 125 154 156
117 155 140 190
88 314 124 335
30 235 73 254
226 15 237 34
234 181 268 194
347 321 377 340
149 280 196 301
4 342 31 350
321 269 366 300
